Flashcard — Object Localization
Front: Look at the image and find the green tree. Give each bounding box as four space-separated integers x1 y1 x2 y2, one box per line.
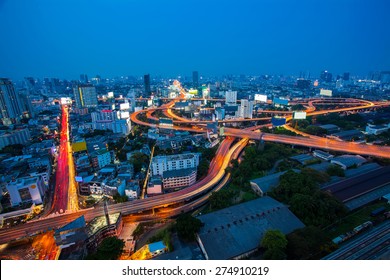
209 189 234 210
0 144 24 156
326 164 345 177
303 125 327 136
86 237 125 260
175 214 203 241
286 226 334 260
129 152 149 173
113 194 128 203
261 229 288 260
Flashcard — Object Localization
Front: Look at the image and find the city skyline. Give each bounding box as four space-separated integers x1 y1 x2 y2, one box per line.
1 0 390 80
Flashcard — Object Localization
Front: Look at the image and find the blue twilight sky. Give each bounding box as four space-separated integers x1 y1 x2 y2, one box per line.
0 0 389 80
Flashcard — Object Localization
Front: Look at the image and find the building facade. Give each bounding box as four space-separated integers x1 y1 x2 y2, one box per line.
91 110 131 135
6 176 46 206
0 78 23 125
225 90 237 105
240 99 253 119
0 128 31 149
162 168 197 191
73 85 98 108
151 153 200 176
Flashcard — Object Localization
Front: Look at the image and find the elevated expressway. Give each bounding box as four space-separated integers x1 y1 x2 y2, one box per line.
0 136 248 244
132 96 390 159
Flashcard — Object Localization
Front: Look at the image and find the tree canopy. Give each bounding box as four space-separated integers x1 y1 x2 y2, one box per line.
86 237 125 260
260 229 288 260
175 214 203 241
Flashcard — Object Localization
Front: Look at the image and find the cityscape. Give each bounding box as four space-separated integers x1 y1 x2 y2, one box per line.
1 0 390 262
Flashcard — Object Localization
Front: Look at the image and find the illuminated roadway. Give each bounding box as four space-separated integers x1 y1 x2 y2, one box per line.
0 135 248 244
49 105 78 215
2 82 390 244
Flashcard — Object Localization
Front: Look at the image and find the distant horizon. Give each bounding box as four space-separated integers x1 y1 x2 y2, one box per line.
1 0 389 81
2 69 389 83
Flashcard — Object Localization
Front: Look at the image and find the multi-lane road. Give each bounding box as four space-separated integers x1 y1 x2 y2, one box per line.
0 136 248 244
2 82 390 245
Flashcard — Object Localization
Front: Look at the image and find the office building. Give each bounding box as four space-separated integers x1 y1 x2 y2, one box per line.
144 74 151 95
320 70 332 83
73 85 98 108
80 74 88 83
6 176 47 207
152 153 200 176
162 168 197 191
296 78 311 89
380 71 390 84
90 149 111 169
0 128 31 149
91 110 131 135
193 71 199 88
240 99 253 119
0 78 23 125
225 90 237 105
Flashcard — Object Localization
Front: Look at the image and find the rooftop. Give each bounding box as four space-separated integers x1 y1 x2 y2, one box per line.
153 153 199 163
290 154 315 164
319 124 340 130
250 170 293 193
148 241 166 253
331 155 367 167
163 167 196 179
55 216 86 234
331 129 363 138
197 196 304 260
86 212 121 237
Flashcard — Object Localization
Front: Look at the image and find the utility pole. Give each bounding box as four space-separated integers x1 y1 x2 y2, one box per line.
141 145 155 199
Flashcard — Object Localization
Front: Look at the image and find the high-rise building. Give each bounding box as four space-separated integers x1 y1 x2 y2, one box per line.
152 153 200 176
296 78 311 89
0 78 23 125
380 71 390 84
320 70 332 83
192 71 199 88
91 109 131 135
73 84 98 108
225 90 237 105
343 72 350 81
240 99 253 119
144 74 151 95
80 74 88 83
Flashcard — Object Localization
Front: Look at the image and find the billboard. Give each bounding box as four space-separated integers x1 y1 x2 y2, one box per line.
255 94 267 102
293 111 307 120
320 89 332 96
72 141 87 152
75 176 83 182
120 111 130 119
60 97 72 105
107 92 114 98
272 117 286 127
273 97 289 106
188 89 198 95
120 103 130 110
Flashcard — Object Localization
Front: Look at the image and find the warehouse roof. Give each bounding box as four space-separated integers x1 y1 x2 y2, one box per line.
197 196 304 260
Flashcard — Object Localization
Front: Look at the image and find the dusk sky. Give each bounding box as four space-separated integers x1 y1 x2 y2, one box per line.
0 0 389 80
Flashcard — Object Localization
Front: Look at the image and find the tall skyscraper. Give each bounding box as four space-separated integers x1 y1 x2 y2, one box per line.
144 74 151 95
0 78 23 125
73 84 98 108
240 99 253 119
192 71 199 88
320 70 332 83
80 74 88 84
225 90 237 104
